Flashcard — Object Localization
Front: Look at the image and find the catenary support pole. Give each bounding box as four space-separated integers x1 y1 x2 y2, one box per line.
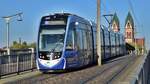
97 0 102 66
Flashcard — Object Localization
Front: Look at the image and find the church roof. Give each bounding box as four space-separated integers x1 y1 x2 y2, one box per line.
111 13 120 27
125 12 134 28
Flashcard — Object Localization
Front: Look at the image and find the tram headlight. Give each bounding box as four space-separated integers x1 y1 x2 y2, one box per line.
40 55 44 59
54 55 60 59
54 52 61 59
39 53 46 59
54 55 57 59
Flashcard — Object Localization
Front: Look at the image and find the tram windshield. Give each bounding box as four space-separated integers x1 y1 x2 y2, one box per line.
39 25 66 52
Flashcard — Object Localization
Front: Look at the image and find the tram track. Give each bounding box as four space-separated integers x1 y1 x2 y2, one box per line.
105 55 137 84
3 55 137 84
82 54 137 84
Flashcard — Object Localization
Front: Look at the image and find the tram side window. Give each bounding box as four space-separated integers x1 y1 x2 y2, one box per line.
116 34 119 46
82 30 87 50
123 37 125 45
120 35 123 45
118 35 120 45
110 33 112 46
82 27 88 50
93 30 97 49
101 29 103 46
76 28 83 50
104 30 109 46
86 25 92 50
88 31 92 50
122 36 125 46
66 24 74 50
112 34 115 46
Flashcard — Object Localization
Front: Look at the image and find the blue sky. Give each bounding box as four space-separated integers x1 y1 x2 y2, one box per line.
0 0 150 49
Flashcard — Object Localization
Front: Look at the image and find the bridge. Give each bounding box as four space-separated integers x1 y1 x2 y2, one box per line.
0 51 150 84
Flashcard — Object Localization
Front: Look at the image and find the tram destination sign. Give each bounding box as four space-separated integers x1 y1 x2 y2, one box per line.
44 20 66 25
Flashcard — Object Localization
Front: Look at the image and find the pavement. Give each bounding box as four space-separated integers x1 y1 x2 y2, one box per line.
0 70 41 84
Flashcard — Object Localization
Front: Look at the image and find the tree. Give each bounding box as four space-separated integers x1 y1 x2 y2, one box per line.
13 41 17 45
28 42 36 48
10 41 36 49
21 41 28 49
11 41 21 49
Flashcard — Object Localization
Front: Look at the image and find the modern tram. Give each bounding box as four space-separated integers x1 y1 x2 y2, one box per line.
36 13 126 72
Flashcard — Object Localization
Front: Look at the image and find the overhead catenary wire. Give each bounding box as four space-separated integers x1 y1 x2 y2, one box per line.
127 0 140 25
127 0 145 38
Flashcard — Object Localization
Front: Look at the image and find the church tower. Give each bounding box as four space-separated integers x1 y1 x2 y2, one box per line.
125 12 135 44
111 13 120 32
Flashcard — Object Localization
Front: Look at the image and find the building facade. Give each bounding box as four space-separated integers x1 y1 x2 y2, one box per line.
135 38 145 54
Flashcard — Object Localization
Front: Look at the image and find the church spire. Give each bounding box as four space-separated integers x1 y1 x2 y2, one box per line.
125 11 135 44
125 12 134 28
111 13 120 32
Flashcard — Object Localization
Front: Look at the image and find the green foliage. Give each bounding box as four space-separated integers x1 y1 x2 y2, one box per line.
11 41 36 49
28 42 36 48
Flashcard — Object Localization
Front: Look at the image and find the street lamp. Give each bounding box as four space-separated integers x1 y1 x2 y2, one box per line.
2 12 23 54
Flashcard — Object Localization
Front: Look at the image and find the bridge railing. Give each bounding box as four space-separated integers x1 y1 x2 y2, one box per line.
137 52 150 84
0 53 36 79
125 52 150 84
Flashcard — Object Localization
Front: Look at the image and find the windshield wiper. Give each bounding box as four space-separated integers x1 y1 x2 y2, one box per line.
50 39 63 53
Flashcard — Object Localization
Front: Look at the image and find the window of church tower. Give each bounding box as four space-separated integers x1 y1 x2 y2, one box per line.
126 32 129 38
113 24 116 29
126 32 132 39
127 22 130 28
128 32 131 39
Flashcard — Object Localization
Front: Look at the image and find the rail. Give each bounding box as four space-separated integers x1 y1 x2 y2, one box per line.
0 53 36 79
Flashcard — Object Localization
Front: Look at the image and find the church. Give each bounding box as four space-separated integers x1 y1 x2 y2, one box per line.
111 12 145 54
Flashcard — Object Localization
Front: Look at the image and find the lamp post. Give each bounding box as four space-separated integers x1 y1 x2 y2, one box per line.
2 12 23 54
4 17 10 50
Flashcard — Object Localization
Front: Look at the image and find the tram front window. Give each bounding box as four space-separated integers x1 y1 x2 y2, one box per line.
39 27 65 52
